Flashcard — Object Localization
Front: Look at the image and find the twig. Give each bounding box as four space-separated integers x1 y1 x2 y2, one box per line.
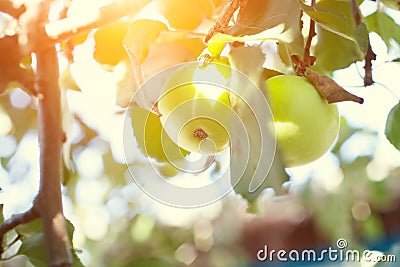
363 42 376 86
293 0 316 76
350 0 376 86
45 0 151 43
296 1 364 104
303 0 316 65
350 0 362 25
205 0 244 42
0 206 39 255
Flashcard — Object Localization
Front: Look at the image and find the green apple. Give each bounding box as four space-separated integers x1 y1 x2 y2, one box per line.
158 64 231 155
264 75 339 167
130 106 188 162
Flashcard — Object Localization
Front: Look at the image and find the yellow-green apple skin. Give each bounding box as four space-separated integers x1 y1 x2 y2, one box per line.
158 64 231 155
264 75 339 167
130 106 188 162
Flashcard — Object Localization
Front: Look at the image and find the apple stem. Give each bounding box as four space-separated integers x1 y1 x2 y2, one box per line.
194 128 208 140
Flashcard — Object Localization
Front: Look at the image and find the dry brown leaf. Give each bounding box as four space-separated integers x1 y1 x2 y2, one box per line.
306 69 364 104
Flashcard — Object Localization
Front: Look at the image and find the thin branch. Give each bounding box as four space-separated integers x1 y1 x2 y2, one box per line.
0 206 39 254
45 0 151 43
36 35 72 267
303 0 316 65
293 0 316 76
364 43 376 86
1 1 151 266
205 0 244 42
350 0 362 25
35 2 72 266
350 0 376 86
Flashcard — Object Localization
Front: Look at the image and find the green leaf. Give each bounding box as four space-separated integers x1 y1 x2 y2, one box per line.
18 235 84 267
18 233 47 267
123 20 168 64
208 0 304 62
16 218 42 237
62 157 77 186
313 25 364 73
123 21 205 108
16 217 74 241
207 33 281 58
366 11 400 49
0 92 37 142
300 0 356 41
228 46 288 200
261 68 284 80
277 42 292 66
207 33 268 57
0 102 13 137
103 149 128 185
59 68 80 92
302 0 369 71
207 34 245 58
72 249 85 267
65 220 86 267
17 219 84 267
121 20 169 107
353 23 369 53
385 102 400 151
65 218 75 240
207 33 302 60
141 31 205 78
